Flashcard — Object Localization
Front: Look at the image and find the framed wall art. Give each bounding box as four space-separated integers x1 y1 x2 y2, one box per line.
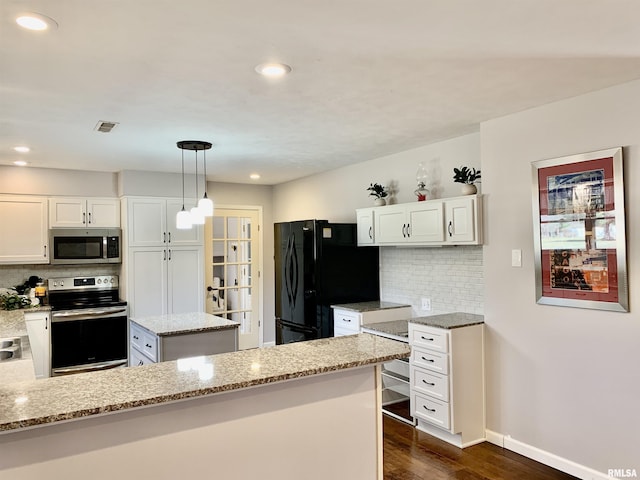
531 147 629 312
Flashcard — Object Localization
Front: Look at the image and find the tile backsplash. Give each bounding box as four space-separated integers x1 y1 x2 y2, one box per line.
0 265 120 289
380 245 484 315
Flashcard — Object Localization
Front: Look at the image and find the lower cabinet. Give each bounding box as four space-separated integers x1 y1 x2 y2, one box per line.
409 322 484 448
332 305 412 337
24 311 50 379
126 246 204 318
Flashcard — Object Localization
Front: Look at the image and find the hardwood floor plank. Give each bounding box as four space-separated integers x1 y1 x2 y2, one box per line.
383 416 578 480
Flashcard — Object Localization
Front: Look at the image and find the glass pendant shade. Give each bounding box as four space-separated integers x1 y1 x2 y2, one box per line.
198 194 214 217
176 208 192 229
190 205 205 225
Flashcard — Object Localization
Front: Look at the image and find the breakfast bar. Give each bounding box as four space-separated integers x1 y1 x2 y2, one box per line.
0 333 410 480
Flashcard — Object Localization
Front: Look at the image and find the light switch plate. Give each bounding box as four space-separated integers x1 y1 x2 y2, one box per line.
421 297 431 311
511 249 522 267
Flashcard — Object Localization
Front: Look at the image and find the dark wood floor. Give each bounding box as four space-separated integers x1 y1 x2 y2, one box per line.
383 416 578 480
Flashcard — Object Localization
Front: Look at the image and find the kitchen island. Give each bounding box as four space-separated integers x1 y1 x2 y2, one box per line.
0 333 410 480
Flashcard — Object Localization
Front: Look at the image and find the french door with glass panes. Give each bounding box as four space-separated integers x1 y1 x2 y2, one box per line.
205 208 261 349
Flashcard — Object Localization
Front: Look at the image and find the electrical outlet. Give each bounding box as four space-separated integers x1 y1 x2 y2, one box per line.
421 297 431 311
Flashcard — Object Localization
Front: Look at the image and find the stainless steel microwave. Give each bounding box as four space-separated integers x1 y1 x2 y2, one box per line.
49 228 121 265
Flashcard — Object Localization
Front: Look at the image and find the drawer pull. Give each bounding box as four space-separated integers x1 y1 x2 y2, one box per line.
421 336 434 341
422 380 435 386
421 356 435 363
138 360 144 366
343 318 351 322
133 335 139 340
423 406 437 413
145 343 152 348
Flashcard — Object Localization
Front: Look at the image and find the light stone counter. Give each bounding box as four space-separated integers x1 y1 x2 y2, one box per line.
0 333 410 433
0 308 50 383
131 311 239 336
331 300 412 313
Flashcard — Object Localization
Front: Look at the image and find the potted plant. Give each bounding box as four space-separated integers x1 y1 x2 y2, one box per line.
453 166 481 195
367 183 388 206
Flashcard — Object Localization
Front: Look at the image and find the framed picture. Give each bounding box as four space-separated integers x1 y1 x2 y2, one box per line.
531 147 629 312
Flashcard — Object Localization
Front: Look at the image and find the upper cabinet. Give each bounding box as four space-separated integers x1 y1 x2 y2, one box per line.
0 196 49 264
358 195 482 247
49 197 120 228
123 197 201 247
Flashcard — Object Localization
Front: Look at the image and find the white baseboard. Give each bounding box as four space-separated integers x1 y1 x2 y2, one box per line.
484 429 610 480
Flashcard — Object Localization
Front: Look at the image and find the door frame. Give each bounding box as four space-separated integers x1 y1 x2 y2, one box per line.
205 204 264 348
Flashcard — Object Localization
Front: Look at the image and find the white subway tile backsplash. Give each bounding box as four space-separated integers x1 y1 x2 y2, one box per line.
380 245 484 315
0 265 120 289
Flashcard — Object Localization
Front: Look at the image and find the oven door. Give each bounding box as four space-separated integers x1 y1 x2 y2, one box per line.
50 306 128 376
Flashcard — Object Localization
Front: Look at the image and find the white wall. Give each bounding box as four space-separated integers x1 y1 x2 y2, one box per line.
273 133 480 222
482 79 640 474
0 166 118 197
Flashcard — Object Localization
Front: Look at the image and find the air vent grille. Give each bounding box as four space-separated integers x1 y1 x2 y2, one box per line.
94 121 119 133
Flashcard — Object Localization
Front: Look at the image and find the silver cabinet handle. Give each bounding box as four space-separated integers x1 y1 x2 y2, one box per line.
168 249 171 260
83 212 86 224
163 250 166 261
44 245 47 257
368 226 372 239
163 232 166 243
402 224 406 237
88 212 92 224
407 223 411 237
448 221 453 237
168 232 171 243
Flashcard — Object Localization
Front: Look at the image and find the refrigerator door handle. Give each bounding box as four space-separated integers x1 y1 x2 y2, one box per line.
289 233 299 306
284 236 293 307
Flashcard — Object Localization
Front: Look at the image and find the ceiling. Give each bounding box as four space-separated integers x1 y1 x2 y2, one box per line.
3 1 640 185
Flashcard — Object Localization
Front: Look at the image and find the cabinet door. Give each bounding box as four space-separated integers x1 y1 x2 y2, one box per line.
87 198 120 227
167 246 204 314
127 198 167 246
166 199 202 245
375 205 408 244
406 202 444 243
49 197 86 227
0 196 49 264
356 208 375 246
444 196 477 244
24 312 50 378
128 247 168 318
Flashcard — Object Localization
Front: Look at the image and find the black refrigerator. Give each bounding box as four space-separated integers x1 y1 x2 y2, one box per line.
275 219 380 344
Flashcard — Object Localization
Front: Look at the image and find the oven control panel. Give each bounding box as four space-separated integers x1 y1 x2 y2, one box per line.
48 276 119 291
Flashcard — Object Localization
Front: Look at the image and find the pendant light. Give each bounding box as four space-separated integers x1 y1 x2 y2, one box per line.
176 145 192 229
190 149 205 225
176 140 212 229
198 145 214 217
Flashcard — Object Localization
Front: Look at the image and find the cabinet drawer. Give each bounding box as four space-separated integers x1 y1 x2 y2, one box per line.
411 347 449 375
410 324 448 353
334 326 358 337
411 367 449 402
333 311 360 333
130 324 144 351
412 392 450 430
130 347 155 367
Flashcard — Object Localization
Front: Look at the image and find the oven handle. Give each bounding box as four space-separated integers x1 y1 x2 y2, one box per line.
52 359 128 376
52 308 128 322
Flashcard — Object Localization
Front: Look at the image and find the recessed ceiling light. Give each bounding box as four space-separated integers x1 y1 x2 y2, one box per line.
16 13 58 31
13 160 28 167
14 146 30 153
255 63 292 78
250 173 261 180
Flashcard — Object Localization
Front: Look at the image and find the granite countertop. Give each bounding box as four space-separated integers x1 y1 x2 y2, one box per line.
0 308 51 383
0 333 410 433
331 301 411 313
131 312 240 336
362 312 484 340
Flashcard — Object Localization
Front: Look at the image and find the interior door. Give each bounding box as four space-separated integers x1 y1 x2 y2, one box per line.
205 208 261 350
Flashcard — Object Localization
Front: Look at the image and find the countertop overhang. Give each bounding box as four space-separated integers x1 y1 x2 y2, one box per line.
0 333 410 433
131 312 240 336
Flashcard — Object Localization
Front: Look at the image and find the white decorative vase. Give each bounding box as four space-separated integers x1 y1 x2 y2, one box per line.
374 197 387 206
461 184 477 195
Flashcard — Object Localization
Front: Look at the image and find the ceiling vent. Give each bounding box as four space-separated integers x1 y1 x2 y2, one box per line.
94 121 119 133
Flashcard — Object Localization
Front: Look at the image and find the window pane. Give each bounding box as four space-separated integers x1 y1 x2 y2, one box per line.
240 217 251 239
212 217 225 239
227 217 239 238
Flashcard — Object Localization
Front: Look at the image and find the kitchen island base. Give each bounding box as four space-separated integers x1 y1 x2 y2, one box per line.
0 366 383 480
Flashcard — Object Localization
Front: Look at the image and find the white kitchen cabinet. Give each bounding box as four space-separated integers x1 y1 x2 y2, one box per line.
332 304 412 336
24 311 50 379
126 245 203 318
358 195 482 247
124 197 200 247
122 197 204 319
49 197 120 228
409 322 484 448
355 208 375 245
0 196 49 264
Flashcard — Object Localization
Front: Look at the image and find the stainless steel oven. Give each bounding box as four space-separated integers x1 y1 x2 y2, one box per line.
48 276 128 376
